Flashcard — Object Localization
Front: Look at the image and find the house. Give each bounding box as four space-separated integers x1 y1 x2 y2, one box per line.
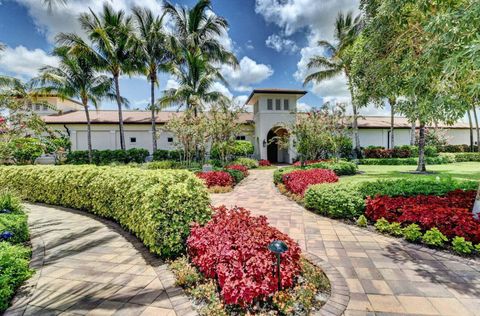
39 89 473 163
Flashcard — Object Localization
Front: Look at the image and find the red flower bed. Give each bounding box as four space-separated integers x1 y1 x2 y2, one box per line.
292 159 330 166
226 164 249 177
282 168 338 196
365 190 480 242
196 171 233 188
258 159 271 166
187 206 301 306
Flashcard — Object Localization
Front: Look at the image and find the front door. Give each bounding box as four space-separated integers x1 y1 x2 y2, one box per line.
267 129 278 163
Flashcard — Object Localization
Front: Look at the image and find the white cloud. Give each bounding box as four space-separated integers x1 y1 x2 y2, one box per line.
265 34 299 54
245 40 254 50
165 78 180 90
221 56 273 92
210 82 233 99
0 45 59 78
16 0 165 43
297 102 312 112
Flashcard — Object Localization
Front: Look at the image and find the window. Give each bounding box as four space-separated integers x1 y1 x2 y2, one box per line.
43 105 49 111
267 99 273 110
167 137 173 143
275 99 281 110
35 104 41 111
236 135 246 140
284 99 289 111
130 137 137 143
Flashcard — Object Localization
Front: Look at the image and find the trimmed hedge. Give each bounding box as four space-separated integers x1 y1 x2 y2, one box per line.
453 152 480 162
358 156 451 165
273 161 357 184
303 178 478 221
152 149 183 161
0 165 211 257
66 148 149 165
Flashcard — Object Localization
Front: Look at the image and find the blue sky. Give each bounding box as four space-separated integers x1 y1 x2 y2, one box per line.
0 0 384 114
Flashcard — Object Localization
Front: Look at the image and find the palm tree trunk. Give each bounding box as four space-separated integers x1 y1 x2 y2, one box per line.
150 78 157 153
472 105 479 152
474 184 480 220
410 120 416 145
389 98 395 149
468 109 474 152
417 122 427 172
114 74 126 151
83 101 93 164
352 103 361 157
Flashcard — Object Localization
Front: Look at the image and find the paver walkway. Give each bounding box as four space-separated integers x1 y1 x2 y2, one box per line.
212 169 480 316
6 204 194 316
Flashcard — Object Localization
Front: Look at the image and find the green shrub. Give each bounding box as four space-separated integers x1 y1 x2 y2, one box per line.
0 165 211 257
233 157 258 169
357 178 477 198
422 228 448 247
424 145 438 157
67 148 149 165
225 169 244 184
388 222 404 237
453 152 480 162
356 215 368 227
307 161 358 176
273 167 297 184
143 160 176 170
374 218 390 234
438 144 470 153
403 224 423 242
0 213 29 245
0 242 33 312
438 153 457 163
9 138 45 165
0 192 23 214
232 141 254 157
169 255 202 287
476 244 480 253
451 236 474 255
304 183 364 219
152 149 183 161
358 156 450 165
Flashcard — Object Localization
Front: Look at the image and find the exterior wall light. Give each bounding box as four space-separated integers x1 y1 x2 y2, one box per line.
268 240 288 291
263 139 267 147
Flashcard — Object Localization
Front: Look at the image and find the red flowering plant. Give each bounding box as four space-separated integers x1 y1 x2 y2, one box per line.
282 168 338 196
196 171 233 188
259 159 271 166
226 164 249 177
187 206 301 306
365 190 480 243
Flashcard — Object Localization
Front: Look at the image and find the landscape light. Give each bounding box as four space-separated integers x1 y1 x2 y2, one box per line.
268 240 288 291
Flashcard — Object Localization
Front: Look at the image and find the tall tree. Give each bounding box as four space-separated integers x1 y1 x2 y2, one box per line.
303 12 362 155
35 46 117 163
473 105 479 152
132 7 172 153
57 3 135 150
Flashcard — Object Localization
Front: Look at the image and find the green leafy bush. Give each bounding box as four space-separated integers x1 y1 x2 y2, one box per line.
403 224 423 242
388 222 404 237
453 152 480 162
9 138 45 165
152 149 183 161
0 213 29 245
274 161 357 184
358 156 450 165
304 183 364 219
233 157 258 169
476 244 480 253
274 167 297 184
169 255 202 287
356 215 368 227
232 141 254 157
438 144 470 153
424 145 438 157
67 148 149 165
0 242 33 312
225 169 244 184
451 236 474 255
374 218 391 233
0 192 23 214
0 165 211 257
422 228 448 247
143 160 176 170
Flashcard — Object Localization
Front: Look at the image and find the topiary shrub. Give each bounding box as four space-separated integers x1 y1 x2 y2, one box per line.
0 165 211 257
233 157 258 169
304 183 364 219
451 236 474 255
422 228 448 247
403 224 423 242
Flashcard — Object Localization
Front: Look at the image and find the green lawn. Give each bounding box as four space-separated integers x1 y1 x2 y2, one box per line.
340 162 480 184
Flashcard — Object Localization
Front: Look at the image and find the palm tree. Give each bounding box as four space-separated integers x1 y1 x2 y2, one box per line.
35 46 117 163
304 12 362 155
132 7 172 153
0 43 5 52
57 3 136 150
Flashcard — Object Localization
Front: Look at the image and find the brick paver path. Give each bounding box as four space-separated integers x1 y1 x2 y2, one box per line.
212 169 480 316
6 204 194 316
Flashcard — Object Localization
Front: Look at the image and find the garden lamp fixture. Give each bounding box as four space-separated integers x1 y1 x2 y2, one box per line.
263 139 267 147
268 240 288 291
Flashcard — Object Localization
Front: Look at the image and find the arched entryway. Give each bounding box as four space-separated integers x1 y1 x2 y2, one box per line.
267 127 289 163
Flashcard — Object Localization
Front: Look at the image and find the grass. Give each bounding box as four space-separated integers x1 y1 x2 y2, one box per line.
340 162 480 184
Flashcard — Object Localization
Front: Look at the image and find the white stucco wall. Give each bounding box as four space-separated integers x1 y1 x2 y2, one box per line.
358 129 412 148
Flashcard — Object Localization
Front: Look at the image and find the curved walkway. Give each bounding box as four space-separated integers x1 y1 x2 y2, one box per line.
212 169 480 316
6 204 195 316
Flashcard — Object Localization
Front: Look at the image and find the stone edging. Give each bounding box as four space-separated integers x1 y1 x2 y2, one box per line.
303 253 350 316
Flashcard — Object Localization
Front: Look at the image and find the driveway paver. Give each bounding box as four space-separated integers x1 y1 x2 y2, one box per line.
212 169 480 316
6 204 195 316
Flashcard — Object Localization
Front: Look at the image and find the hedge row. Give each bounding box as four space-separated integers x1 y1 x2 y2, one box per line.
358 153 480 165
0 166 211 257
273 161 357 184
66 148 149 165
304 178 478 219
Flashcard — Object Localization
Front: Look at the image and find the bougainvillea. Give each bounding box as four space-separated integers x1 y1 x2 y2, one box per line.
196 171 233 188
282 169 338 196
259 159 271 166
226 164 249 177
365 190 479 243
187 206 301 306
